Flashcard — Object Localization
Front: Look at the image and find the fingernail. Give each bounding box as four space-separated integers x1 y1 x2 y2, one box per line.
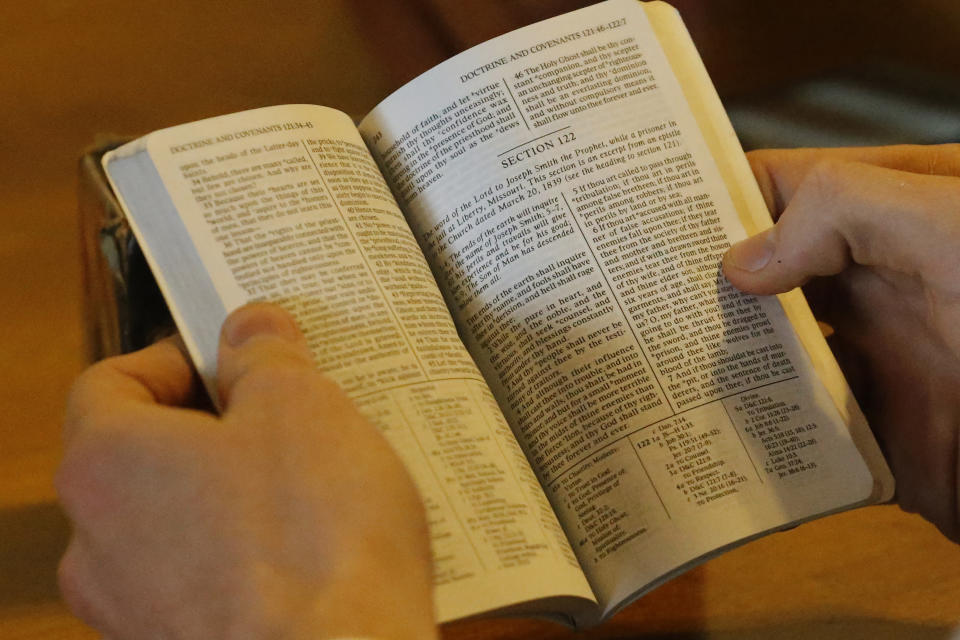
223 304 301 347
726 228 776 272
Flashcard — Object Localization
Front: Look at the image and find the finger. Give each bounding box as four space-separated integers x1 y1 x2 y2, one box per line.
748 144 960 215
64 336 200 444
216 303 326 412
723 158 960 295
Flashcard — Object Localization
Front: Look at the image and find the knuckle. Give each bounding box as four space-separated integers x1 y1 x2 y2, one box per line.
64 355 143 437
801 159 858 230
65 360 114 418
803 158 847 202
56 442 103 520
56 412 137 520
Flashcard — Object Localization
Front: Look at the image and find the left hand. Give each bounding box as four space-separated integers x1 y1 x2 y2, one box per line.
57 303 437 640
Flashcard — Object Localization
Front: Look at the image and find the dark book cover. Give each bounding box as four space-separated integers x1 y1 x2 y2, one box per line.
78 140 174 361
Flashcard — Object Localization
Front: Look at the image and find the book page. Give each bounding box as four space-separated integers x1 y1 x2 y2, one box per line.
105 105 594 622
360 0 888 621
645 3 893 491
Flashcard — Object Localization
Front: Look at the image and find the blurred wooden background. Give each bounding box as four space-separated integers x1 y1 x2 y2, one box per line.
3 1 960 638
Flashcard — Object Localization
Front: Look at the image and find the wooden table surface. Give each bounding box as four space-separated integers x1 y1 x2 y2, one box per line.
3 2 960 639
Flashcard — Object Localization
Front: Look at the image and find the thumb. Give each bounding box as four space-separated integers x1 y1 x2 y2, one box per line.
216 303 317 412
723 158 960 295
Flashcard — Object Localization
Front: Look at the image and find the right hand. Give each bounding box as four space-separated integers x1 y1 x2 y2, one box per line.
722 145 960 541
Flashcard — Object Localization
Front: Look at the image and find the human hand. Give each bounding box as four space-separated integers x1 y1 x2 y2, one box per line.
57 303 436 639
722 145 960 541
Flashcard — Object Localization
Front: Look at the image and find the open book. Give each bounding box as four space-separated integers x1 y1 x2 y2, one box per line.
102 0 894 628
